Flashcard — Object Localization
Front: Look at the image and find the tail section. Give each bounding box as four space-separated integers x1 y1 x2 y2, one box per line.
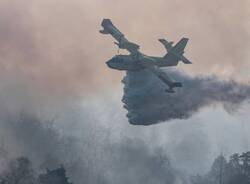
160 37 192 66
158 39 174 52
171 38 188 55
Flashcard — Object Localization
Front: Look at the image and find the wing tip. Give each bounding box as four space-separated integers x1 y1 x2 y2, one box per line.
101 18 113 27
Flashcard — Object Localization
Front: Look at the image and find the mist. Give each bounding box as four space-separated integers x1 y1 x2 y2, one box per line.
0 0 249 183
0 111 189 184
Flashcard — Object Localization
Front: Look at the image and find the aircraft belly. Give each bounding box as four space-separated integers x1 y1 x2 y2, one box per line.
106 55 143 71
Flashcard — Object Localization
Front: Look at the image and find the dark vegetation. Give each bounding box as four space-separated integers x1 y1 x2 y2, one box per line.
1 151 250 184
0 157 72 184
191 152 250 184
1 114 249 184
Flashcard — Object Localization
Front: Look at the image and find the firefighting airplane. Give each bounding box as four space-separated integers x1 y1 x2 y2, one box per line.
100 19 192 93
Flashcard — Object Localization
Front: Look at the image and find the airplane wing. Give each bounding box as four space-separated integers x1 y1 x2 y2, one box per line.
100 19 140 55
142 64 182 93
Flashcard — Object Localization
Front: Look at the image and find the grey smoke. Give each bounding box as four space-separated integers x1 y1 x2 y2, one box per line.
0 112 187 184
122 69 250 125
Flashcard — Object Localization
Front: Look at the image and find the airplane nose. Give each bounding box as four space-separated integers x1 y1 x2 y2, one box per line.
106 60 115 69
106 57 117 69
106 60 111 67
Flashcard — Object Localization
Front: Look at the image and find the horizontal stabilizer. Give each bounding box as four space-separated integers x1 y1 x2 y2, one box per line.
172 38 189 54
180 56 192 64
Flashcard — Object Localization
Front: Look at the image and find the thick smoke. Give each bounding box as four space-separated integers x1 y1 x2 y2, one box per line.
0 113 186 184
122 69 250 125
0 0 249 183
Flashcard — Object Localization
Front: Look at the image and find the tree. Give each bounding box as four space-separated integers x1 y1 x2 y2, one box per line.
191 152 250 184
0 157 36 184
38 166 72 184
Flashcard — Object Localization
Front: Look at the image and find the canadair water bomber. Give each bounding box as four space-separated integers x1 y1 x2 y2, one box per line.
100 19 192 93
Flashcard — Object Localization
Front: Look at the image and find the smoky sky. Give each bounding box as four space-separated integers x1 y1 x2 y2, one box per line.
0 0 249 184
0 0 249 107
122 69 250 125
0 112 189 184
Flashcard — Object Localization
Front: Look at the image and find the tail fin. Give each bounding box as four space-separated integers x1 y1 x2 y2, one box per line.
163 37 192 65
172 38 189 54
158 39 174 52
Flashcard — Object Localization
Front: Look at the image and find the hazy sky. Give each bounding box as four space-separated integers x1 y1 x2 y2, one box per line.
1 0 250 99
0 0 250 181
